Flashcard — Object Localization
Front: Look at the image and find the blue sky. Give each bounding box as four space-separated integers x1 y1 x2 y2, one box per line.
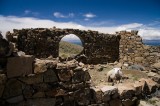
0 0 160 40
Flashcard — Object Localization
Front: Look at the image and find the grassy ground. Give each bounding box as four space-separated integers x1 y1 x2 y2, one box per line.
59 41 83 58
88 65 148 86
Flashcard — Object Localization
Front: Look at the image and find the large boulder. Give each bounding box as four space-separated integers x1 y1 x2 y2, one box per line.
100 86 118 102
118 83 135 99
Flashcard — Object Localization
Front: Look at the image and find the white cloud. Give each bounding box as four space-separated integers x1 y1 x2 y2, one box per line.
61 34 81 42
0 15 160 40
24 10 39 16
24 10 30 14
53 12 74 18
83 13 96 18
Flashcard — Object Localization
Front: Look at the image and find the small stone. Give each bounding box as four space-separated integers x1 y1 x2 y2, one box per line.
19 74 43 84
56 63 67 69
0 84 5 97
72 70 91 83
74 88 91 105
43 69 58 82
122 99 134 106
45 88 66 97
58 69 72 81
3 79 23 99
23 85 34 98
17 98 56 106
152 62 160 69
0 74 6 84
6 95 23 103
109 99 122 106
135 57 144 63
32 92 45 98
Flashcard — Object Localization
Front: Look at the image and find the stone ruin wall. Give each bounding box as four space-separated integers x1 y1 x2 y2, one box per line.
6 28 120 64
6 28 160 65
118 30 160 67
0 56 158 106
0 28 160 106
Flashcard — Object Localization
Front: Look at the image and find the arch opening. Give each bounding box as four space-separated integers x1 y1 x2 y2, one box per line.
59 34 84 60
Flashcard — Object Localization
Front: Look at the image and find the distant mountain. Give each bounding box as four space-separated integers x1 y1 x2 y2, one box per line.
143 40 160 46
59 41 83 58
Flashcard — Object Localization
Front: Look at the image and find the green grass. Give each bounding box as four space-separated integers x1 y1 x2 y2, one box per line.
59 41 83 58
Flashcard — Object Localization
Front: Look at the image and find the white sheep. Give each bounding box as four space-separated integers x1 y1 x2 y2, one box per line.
107 68 123 85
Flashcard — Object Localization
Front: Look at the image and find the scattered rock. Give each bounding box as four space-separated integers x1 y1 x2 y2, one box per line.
128 64 145 71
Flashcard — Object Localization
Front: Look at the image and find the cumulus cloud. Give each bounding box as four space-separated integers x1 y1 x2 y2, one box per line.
0 15 160 40
53 12 74 18
83 13 96 18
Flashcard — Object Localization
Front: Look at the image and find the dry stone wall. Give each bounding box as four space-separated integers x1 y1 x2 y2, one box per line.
118 30 160 66
6 27 120 64
0 31 160 106
0 56 159 106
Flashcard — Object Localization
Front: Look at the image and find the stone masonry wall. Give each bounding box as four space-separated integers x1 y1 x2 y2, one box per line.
0 30 160 106
6 27 120 64
118 30 160 66
0 56 158 106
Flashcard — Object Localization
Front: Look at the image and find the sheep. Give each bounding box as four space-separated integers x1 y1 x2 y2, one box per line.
107 68 123 85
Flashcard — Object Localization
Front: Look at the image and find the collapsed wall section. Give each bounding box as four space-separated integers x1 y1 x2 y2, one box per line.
118 30 160 66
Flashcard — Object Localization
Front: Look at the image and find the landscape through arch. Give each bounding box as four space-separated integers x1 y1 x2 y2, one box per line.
59 34 84 59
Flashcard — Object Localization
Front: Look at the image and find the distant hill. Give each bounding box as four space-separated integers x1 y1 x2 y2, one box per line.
59 41 83 58
143 40 160 46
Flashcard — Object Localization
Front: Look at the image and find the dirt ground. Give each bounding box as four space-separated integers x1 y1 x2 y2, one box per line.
88 64 148 86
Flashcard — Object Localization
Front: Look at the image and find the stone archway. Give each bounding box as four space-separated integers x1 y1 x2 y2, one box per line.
58 34 84 60
7 28 121 64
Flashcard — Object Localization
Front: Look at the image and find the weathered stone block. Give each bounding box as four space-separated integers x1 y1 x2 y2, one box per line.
7 56 34 78
58 69 72 82
17 98 56 106
34 59 57 74
0 84 5 98
72 70 91 83
139 78 157 93
19 74 43 84
109 99 122 106
3 79 23 99
23 85 34 98
74 88 91 105
32 92 45 98
44 69 58 82
100 86 118 102
118 83 135 99
45 88 66 97
135 57 144 63
6 95 23 104
91 87 102 103
0 74 6 84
